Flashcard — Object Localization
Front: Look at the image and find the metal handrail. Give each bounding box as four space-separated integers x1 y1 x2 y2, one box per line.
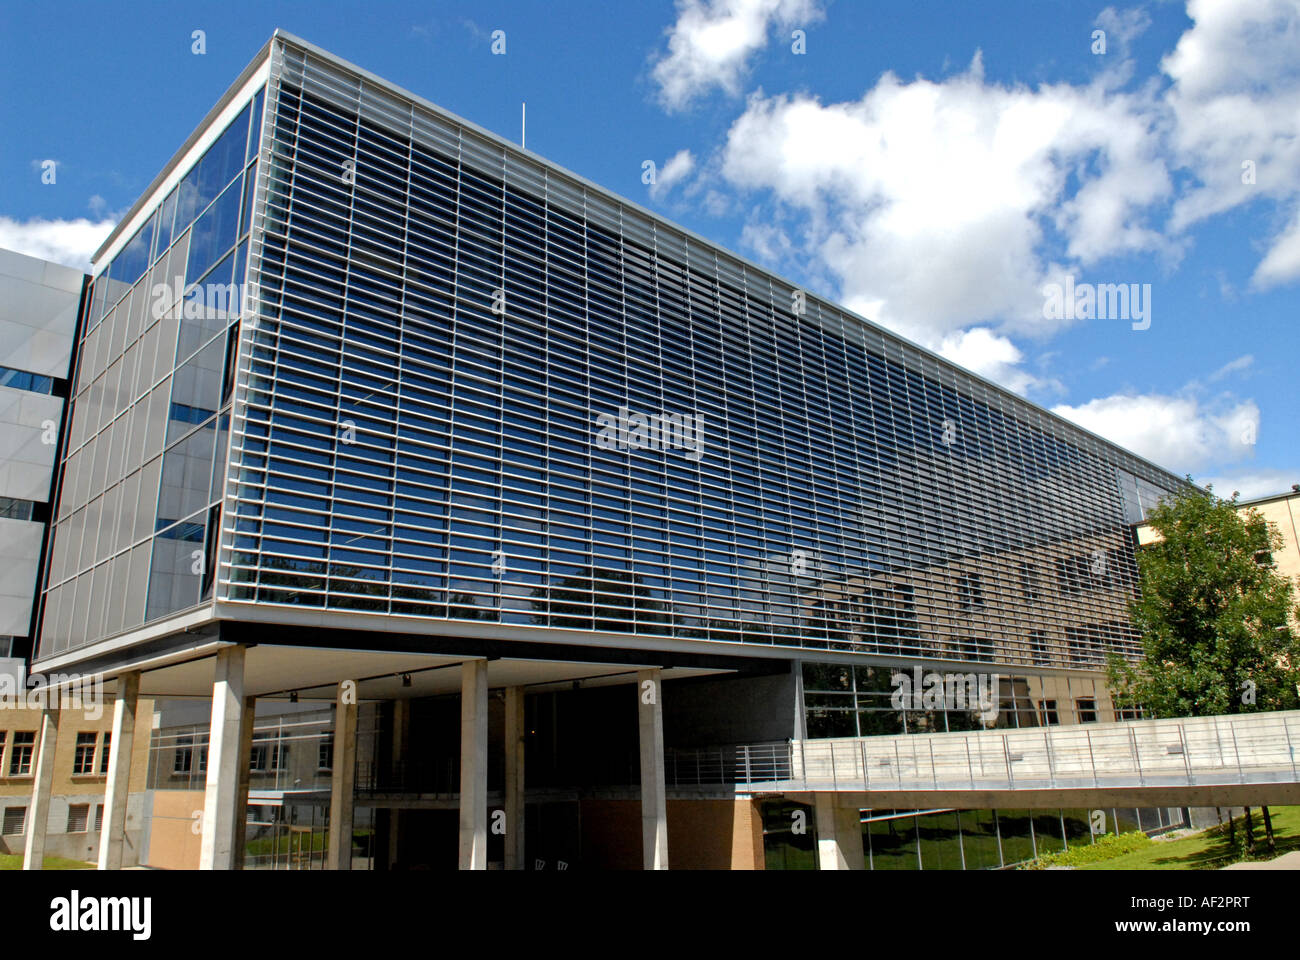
660 710 1300 794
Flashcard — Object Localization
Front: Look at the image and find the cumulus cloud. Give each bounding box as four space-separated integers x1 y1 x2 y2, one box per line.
719 54 1171 351
935 327 1061 397
652 0 824 111
1206 354 1254 382
648 149 697 200
1051 392 1260 474
1161 0 1300 287
1252 208 1300 289
0 216 115 271
1197 468 1300 500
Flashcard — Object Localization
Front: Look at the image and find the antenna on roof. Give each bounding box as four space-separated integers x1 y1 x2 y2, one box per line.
522 102 526 150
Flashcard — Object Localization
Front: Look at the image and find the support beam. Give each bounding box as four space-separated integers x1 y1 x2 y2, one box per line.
815 794 865 870
458 659 488 870
21 708 59 871
637 668 668 870
230 695 256 869
386 698 410 869
97 672 140 870
200 646 247 870
327 680 358 871
504 685 525 870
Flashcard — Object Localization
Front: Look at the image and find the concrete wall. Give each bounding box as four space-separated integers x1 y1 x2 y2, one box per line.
143 788 205 870
0 792 145 864
0 518 46 636
578 796 764 869
0 249 82 382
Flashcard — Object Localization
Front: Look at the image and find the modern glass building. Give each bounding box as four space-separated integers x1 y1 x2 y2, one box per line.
27 32 1188 871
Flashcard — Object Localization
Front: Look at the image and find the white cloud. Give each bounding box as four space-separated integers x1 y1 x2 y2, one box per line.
1252 207 1300 289
652 0 824 111
934 327 1060 397
649 149 697 200
1095 6 1152 50
691 1 1300 397
1197 468 1300 500
1051 392 1260 473
720 55 1171 351
1207 353 1254 382
0 216 114 271
1162 0 1300 285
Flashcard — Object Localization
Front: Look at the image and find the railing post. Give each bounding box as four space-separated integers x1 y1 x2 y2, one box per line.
964 735 975 790
1002 734 1014 788
830 741 839 792
1044 730 1055 788
929 738 938 789
861 738 870 790
1284 717 1299 781
743 744 752 785
1084 727 1098 788
894 738 903 788
1178 723 1193 785
1228 722 1245 783
800 737 807 790
1128 725 1144 786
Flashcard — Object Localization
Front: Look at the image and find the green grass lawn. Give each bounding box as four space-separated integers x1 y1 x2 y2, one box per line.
0 854 93 870
1077 806 1300 870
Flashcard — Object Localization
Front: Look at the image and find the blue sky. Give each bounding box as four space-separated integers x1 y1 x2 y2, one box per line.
2 0 1296 497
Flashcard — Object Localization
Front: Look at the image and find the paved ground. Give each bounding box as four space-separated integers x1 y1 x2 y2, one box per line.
1222 850 1300 870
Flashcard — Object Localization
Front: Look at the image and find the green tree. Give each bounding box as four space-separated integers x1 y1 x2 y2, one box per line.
1107 482 1300 859
1107 482 1300 719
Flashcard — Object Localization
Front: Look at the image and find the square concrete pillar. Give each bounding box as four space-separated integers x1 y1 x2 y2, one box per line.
458 659 488 870
200 646 248 870
230 695 256 869
815 794 865 870
637 668 668 870
327 681 359 870
21 708 59 870
386 698 410 868
97 671 140 870
504 685 525 870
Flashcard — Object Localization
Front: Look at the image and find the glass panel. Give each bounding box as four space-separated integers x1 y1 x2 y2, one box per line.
176 250 236 362
154 187 178 260
959 809 1003 869
167 337 223 444
918 811 963 870
144 510 207 621
185 179 242 287
867 816 918 870
996 809 1036 865
157 418 218 528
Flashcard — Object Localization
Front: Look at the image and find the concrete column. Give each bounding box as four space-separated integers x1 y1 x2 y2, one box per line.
21 708 59 871
386 698 410 868
230 695 256 869
200 646 247 870
637 668 668 870
458 659 488 870
504 685 525 870
327 681 358 871
792 660 807 739
815 794 865 870
97 672 140 870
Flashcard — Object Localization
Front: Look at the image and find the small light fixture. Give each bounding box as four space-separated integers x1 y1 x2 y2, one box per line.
401 673 412 688
289 691 299 703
